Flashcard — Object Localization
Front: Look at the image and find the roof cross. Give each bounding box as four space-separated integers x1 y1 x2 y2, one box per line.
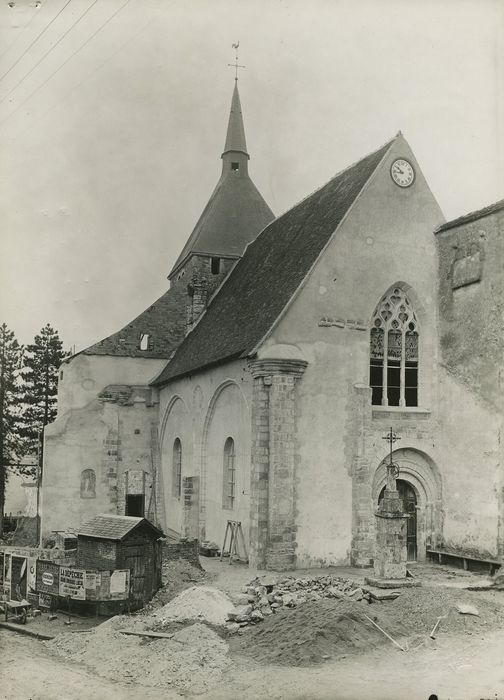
228 41 246 81
382 427 401 490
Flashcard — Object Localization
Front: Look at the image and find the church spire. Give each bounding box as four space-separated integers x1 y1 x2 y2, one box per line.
222 81 249 162
168 73 274 281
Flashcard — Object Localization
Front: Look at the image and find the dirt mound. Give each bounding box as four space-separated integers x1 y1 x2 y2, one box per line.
150 585 236 627
230 598 408 666
230 585 504 667
143 559 207 612
47 621 230 694
375 586 504 634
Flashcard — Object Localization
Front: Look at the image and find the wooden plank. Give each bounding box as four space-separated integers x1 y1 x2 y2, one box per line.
119 629 186 642
427 549 501 565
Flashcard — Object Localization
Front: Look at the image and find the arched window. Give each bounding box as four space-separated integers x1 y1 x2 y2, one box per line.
172 438 182 498
80 469 96 498
370 287 419 407
222 437 236 510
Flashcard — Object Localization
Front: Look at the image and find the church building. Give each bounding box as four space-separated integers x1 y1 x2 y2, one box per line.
41 79 504 571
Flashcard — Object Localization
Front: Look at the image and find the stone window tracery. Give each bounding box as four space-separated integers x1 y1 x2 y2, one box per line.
222 437 236 510
172 438 182 498
370 288 419 407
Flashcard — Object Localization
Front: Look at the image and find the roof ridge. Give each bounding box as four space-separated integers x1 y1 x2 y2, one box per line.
263 135 397 231
153 136 397 386
247 136 396 355
435 197 504 233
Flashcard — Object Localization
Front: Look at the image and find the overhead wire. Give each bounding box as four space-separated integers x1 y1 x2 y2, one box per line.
0 0 99 105
0 0 73 83
0 1 43 61
0 0 132 128
0 11 154 141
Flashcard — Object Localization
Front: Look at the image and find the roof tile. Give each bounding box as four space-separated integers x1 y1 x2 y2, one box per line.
78 514 163 540
153 138 393 385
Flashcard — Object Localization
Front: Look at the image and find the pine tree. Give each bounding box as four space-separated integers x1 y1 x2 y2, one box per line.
19 324 69 466
0 323 24 537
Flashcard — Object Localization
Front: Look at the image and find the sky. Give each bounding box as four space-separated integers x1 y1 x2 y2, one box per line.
0 0 502 352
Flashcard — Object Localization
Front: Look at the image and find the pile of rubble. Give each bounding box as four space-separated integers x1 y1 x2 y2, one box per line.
227 575 372 630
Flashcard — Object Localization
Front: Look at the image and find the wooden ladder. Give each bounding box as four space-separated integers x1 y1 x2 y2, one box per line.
220 520 248 564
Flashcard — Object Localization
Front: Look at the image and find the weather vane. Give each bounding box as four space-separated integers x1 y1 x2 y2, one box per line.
382 427 400 490
228 41 246 81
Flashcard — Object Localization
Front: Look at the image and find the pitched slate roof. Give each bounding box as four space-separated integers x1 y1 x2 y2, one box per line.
169 169 274 277
169 82 274 277
78 514 164 540
153 138 394 386
435 198 504 233
81 287 185 359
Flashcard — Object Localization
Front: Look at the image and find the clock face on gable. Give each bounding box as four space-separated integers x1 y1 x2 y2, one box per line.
390 158 415 188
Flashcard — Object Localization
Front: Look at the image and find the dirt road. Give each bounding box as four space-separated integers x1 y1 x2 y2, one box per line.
2 625 504 700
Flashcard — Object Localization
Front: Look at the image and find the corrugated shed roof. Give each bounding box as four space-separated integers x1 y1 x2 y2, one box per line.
81 287 184 359
435 198 504 233
78 514 163 540
153 138 394 386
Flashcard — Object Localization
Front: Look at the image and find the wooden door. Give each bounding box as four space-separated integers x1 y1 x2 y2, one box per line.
398 480 418 561
121 544 145 608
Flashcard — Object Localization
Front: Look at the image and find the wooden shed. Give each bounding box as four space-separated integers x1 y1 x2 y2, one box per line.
76 514 163 609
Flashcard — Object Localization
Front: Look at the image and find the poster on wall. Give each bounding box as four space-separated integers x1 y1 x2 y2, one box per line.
27 558 37 594
3 553 12 597
59 567 86 600
10 556 28 602
0 551 4 588
35 560 60 596
109 569 130 599
26 558 38 605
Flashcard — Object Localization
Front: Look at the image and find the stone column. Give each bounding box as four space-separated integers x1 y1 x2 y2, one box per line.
349 384 374 567
249 357 307 571
373 481 408 580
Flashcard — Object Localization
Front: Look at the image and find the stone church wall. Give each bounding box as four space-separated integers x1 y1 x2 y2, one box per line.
259 135 445 567
436 206 503 413
41 386 160 539
436 205 504 559
158 359 252 552
57 354 166 414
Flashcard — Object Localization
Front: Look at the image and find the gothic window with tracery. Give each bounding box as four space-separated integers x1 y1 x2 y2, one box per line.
369 288 419 407
222 437 236 510
172 438 182 498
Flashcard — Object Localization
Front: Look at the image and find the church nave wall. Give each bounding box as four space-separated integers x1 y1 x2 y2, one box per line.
159 360 253 551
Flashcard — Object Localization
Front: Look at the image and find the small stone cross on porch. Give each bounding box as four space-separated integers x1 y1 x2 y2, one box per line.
382 426 400 492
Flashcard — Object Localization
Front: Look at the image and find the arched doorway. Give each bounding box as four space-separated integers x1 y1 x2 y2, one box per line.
373 448 443 562
378 480 417 560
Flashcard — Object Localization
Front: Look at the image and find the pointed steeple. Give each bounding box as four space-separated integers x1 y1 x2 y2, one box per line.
168 81 274 279
222 81 249 159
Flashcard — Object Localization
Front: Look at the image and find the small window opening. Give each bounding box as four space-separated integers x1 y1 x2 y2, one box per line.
173 438 182 498
211 257 221 275
231 162 239 171
80 469 96 498
222 437 236 509
59 370 64 380
139 333 150 350
125 494 144 517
